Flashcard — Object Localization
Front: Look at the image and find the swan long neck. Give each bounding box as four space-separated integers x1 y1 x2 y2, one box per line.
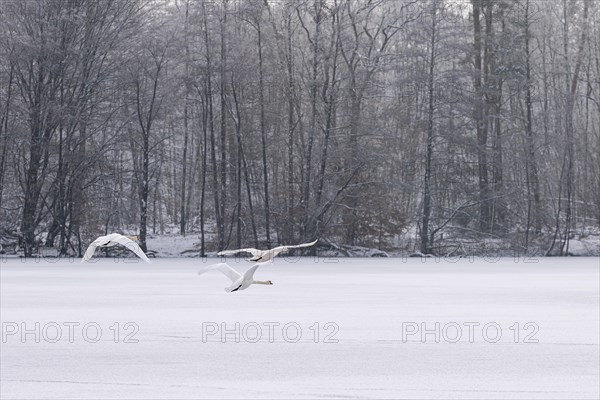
253 280 272 285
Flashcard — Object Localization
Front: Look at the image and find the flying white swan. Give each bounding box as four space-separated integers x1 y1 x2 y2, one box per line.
81 233 151 263
198 262 272 292
217 239 318 263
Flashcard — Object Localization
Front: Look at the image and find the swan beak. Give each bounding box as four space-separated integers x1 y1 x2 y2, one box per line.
268 281 273 285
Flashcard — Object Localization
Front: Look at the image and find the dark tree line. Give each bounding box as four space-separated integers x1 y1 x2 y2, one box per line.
0 0 598 257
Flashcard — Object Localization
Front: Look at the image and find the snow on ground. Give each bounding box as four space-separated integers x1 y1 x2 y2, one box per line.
566 236 600 256
146 235 203 257
1 256 599 399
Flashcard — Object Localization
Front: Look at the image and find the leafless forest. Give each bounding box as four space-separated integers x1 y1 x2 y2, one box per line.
0 0 598 257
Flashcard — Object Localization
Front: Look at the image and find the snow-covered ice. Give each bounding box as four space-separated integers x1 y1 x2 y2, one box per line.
1 256 599 399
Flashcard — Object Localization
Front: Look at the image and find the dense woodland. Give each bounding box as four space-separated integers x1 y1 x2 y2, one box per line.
0 0 598 257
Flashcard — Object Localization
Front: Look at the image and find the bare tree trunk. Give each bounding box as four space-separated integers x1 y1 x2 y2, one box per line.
180 0 191 236
203 4 222 251
229 74 243 248
286 14 296 244
149 149 158 235
218 0 228 249
472 0 491 233
523 0 541 247
421 2 437 255
199 86 209 256
257 18 271 246
0 63 13 214
489 4 505 233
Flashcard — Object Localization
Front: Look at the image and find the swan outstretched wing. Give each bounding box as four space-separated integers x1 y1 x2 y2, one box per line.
274 239 318 253
243 263 262 281
219 240 317 262
109 234 151 263
81 233 151 263
82 242 99 262
198 263 242 283
217 248 261 257
81 234 113 262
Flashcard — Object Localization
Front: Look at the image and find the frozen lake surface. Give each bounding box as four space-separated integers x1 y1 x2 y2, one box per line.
1 256 599 399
